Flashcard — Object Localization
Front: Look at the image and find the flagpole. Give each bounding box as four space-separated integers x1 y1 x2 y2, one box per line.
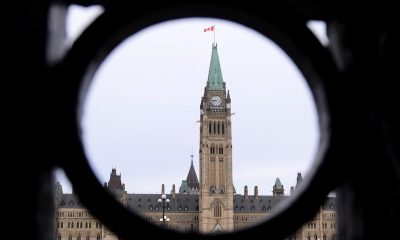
214 26 216 44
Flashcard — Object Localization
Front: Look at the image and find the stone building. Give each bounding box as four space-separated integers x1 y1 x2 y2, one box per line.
55 43 336 239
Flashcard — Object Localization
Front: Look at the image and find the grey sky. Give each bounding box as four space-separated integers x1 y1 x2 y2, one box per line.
56 5 327 196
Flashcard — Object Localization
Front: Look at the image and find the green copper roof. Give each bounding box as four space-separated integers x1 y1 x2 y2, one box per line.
207 43 224 91
274 178 283 189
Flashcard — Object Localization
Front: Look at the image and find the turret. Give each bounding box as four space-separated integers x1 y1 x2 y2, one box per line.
272 178 285 196
171 184 176 199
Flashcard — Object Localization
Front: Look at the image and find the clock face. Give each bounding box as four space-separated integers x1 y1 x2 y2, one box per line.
211 96 222 106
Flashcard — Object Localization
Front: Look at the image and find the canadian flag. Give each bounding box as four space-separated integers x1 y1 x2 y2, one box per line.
204 26 215 32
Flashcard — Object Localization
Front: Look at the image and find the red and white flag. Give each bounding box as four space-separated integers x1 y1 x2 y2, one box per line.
204 26 215 32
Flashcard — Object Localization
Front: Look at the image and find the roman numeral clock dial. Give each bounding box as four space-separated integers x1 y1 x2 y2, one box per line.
210 95 221 106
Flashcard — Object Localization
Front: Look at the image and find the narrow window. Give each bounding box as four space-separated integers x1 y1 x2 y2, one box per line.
60 222 63 228
68 234 72 240
86 222 88 228
57 233 61 240
323 234 327 240
217 122 220 134
86 235 90 240
209 123 211 134
77 234 81 240
314 234 318 240
214 202 221 218
96 233 101 240
222 123 224 134
214 122 216 134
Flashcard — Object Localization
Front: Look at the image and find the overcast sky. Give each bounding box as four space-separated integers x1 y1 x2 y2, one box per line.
56 5 328 197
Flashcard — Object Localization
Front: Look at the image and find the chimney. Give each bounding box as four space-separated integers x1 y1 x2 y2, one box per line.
254 186 258 199
244 185 248 199
171 184 176 199
161 184 165 195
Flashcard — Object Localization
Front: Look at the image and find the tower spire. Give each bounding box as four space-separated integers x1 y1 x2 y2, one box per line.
207 44 224 91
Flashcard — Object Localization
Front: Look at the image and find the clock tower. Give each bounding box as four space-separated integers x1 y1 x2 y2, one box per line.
199 43 234 233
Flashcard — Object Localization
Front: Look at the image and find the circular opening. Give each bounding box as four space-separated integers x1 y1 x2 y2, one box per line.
57 6 336 239
75 18 318 233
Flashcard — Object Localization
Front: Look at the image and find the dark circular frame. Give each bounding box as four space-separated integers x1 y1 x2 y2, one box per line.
57 4 340 240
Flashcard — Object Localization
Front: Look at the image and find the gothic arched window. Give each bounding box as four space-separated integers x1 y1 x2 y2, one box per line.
86 234 90 240
57 233 61 240
96 233 101 240
214 202 221 218
68 233 72 240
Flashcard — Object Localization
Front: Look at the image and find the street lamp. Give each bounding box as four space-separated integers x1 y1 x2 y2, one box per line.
158 194 170 226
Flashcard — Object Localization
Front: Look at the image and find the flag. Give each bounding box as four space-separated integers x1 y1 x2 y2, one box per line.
204 26 215 32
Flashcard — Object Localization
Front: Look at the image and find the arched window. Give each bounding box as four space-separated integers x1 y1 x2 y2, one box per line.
307 236 311 240
85 222 88 228
96 233 101 240
57 233 61 240
217 122 220 134
214 122 216 134
86 234 90 240
219 146 223 154
77 234 81 240
209 123 211 134
323 234 327 240
60 221 63 228
68 233 72 240
262 206 267 211
222 123 224 134
314 234 318 240
214 202 222 218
